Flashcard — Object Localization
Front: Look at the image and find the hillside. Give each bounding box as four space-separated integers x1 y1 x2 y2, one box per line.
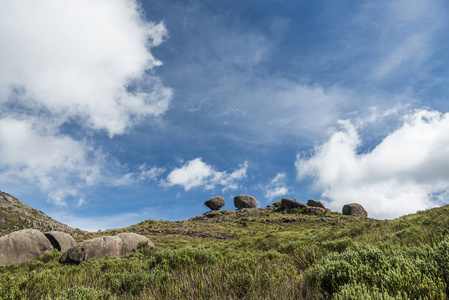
0 191 85 237
2 194 449 299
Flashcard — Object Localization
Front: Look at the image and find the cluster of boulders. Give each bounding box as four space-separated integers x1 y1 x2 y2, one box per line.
0 229 154 266
203 194 368 218
274 198 331 215
204 194 257 210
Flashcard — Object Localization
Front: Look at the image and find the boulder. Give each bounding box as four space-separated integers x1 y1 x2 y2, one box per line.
325 208 332 213
307 199 325 209
307 207 326 214
117 233 154 255
234 195 257 209
44 231 76 252
281 198 306 210
0 229 53 265
60 233 154 264
342 203 367 218
204 196 225 210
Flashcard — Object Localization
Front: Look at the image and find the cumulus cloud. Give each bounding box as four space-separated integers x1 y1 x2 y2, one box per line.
296 109 449 219
0 118 100 205
0 0 172 136
0 0 171 205
263 173 289 201
163 158 248 191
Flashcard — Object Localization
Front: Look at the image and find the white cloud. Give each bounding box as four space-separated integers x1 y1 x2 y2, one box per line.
368 0 445 80
0 118 100 206
0 0 172 205
0 0 172 136
139 165 167 181
163 158 248 191
263 173 289 201
296 109 449 219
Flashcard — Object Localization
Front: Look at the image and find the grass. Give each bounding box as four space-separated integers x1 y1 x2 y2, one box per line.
2 205 449 299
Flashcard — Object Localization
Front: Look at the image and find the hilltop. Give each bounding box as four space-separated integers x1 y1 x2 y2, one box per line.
0 191 85 237
2 191 449 299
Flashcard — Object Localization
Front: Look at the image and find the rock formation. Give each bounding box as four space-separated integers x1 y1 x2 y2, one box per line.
281 198 306 210
307 199 325 209
234 195 257 209
44 231 76 252
60 233 154 264
0 229 53 265
204 196 225 210
342 203 367 218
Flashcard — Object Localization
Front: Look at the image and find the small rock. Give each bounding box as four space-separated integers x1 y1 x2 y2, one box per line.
307 199 325 209
234 195 257 209
342 203 368 218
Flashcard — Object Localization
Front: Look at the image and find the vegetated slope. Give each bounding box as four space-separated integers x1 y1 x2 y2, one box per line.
3 200 449 299
0 191 84 237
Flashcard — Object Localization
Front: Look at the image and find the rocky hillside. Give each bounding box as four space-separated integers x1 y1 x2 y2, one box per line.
0 191 85 237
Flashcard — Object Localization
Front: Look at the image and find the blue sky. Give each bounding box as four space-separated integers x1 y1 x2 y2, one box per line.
1 0 449 231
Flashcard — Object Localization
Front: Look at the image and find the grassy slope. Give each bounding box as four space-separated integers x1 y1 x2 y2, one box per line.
2 205 449 299
0 192 84 236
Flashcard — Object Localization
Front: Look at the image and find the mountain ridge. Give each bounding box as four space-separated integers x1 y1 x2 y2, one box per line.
0 191 85 237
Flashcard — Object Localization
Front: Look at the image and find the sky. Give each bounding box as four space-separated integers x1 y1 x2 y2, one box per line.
1 0 449 231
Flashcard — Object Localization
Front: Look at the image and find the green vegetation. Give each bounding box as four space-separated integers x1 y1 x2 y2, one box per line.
3 206 449 299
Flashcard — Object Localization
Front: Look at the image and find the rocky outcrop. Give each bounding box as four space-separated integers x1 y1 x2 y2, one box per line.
0 229 53 265
342 203 367 218
0 191 85 236
44 231 76 252
60 233 154 264
307 199 325 209
281 198 306 210
204 196 225 210
234 195 257 209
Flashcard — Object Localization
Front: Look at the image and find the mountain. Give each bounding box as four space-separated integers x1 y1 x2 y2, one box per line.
0 191 84 237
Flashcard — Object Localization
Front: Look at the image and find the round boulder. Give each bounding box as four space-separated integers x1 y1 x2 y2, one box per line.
0 229 53 265
204 196 225 210
342 203 368 218
60 233 154 264
281 198 306 210
234 195 257 209
44 231 76 252
307 199 325 209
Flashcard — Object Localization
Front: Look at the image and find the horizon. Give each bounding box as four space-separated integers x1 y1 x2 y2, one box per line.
1 0 449 232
